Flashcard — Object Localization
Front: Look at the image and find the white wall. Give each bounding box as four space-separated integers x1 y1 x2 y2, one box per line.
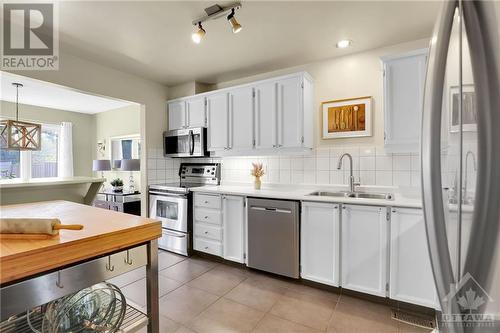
94 104 141 190
150 39 431 188
214 38 430 148
7 51 168 215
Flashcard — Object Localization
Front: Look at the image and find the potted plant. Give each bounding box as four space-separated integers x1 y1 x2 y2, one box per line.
251 163 265 190
110 178 124 192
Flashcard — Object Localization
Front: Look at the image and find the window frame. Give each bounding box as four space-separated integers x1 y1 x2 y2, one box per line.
2 123 61 180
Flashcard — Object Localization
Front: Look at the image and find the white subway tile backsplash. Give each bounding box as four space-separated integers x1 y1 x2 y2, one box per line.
393 155 411 171
279 157 291 170
303 170 316 184
410 154 420 171
147 146 428 188
279 170 291 184
330 170 343 185
360 170 376 185
268 157 280 170
316 170 329 184
291 157 304 170
359 156 375 171
330 147 343 157
375 155 393 171
393 171 411 186
316 157 330 171
411 171 421 187
359 146 376 157
376 171 393 186
291 170 304 184
303 157 316 170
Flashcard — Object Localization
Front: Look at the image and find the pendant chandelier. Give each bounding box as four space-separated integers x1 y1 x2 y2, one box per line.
0 83 41 150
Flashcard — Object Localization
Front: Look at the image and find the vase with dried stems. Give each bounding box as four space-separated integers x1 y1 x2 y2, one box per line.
251 162 265 190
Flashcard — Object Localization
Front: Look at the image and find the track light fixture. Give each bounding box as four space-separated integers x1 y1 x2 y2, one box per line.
191 2 242 44
191 22 206 44
227 8 242 34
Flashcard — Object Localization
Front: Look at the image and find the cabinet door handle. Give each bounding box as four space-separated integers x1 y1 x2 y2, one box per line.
204 231 209 234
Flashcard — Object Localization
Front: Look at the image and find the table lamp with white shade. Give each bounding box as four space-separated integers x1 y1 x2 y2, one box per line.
121 159 140 193
92 159 111 178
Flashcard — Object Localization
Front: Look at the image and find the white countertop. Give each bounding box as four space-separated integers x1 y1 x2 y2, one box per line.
190 183 423 208
0 177 105 189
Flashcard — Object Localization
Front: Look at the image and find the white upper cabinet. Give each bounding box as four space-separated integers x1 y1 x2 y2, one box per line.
382 49 428 152
301 202 340 286
222 195 246 263
341 205 388 297
186 96 206 128
167 72 313 155
277 76 304 148
390 208 439 309
229 86 254 151
207 92 230 151
254 81 277 149
167 100 186 130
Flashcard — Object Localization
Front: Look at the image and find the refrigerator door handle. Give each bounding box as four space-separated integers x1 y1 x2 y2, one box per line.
462 0 500 300
421 0 457 315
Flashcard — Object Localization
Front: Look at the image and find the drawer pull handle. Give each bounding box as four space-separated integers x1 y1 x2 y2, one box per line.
106 256 115 272
56 271 64 289
205 246 209 250
204 201 209 204
204 216 208 219
204 231 208 234
124 250 133 265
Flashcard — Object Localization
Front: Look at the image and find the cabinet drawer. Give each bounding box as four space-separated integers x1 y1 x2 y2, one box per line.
194 238 222 256
195 223 222 241
194 208 222 225
195 194 221 209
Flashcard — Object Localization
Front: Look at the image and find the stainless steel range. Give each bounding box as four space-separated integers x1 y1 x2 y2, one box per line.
149 162 220 256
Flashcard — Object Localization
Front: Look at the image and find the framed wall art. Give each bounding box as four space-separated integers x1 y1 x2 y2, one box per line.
322 96 372 139
449 84 477 132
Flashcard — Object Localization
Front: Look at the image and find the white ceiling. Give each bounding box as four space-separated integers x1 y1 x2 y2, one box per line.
57 1 442 86
0 72 133 114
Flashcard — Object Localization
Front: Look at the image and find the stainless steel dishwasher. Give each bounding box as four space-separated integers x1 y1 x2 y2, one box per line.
247 198 300 278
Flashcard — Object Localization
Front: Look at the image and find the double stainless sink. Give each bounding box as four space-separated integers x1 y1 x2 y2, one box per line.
307 191 394 200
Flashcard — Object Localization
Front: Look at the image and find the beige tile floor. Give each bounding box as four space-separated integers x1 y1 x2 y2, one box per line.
112 250 432 333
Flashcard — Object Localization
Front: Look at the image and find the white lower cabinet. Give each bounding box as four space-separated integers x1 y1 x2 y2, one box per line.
301 202 340 286
222 195 246 263
193 193 245 264
341 204 388 297
390 207 439 309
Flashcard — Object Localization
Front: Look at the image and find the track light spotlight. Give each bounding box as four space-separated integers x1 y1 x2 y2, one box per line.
227 8 242 34
191 22 206 44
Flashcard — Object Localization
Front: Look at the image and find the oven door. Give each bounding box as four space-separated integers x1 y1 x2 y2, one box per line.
149 193 188 232
163 128 206 158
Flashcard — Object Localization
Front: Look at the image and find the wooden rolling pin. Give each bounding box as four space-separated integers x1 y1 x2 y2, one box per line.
0 218 83 239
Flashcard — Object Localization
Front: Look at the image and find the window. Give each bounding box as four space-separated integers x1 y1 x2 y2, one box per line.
0 150 20 179
32 126 59 178
0 123 60 180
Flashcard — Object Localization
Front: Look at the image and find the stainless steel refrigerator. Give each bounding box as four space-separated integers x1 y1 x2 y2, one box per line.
421 0 500 332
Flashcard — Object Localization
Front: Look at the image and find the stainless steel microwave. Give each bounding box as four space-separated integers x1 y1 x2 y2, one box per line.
163 127 208 158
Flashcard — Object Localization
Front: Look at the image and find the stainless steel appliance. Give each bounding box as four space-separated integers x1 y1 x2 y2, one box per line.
422 1 500 330
149 163 220 255
247 198 300 278
163 127 208 158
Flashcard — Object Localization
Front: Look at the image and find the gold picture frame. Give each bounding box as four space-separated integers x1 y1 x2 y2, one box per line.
322 96 372 139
